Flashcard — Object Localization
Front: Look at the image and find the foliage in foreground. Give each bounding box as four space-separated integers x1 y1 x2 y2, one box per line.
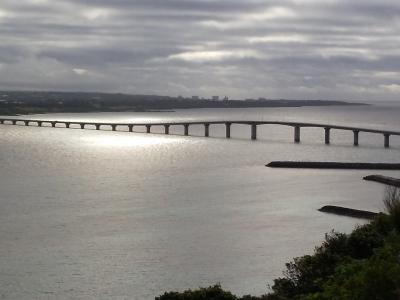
157 187 400 300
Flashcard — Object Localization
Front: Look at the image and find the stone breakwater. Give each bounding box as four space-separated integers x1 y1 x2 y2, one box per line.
266 161 400 170
318 205 378 220
363 175 400 187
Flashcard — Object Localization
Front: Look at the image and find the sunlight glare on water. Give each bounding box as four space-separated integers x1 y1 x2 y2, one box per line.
83 133 179 147
0 105 400 299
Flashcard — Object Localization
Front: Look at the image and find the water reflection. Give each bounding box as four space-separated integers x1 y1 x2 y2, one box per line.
84 133 180 147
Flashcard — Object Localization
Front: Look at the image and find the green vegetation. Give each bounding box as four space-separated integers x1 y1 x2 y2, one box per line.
157 187 400 300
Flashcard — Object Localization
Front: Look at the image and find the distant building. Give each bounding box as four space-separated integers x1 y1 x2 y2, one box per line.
212 96 219 101
223 96 229 101
192 96 199 100
258 97 267 101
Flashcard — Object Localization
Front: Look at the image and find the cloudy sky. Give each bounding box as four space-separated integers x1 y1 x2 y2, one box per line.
0 0 399 100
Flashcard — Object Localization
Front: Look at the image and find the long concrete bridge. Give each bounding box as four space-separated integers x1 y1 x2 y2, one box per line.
0 118 399 148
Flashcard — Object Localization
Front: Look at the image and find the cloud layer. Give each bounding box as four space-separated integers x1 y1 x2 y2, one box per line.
0 0 399 100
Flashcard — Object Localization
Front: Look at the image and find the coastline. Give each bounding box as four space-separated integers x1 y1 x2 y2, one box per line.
0 90 368 116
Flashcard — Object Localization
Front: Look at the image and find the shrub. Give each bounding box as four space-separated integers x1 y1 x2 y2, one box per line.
302 239 400 300
383 186 400 229
347 222 385 258
271 232 349 298
155 285 238 300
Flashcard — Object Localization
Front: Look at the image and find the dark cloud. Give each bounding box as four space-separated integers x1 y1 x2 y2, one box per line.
0 0 399 100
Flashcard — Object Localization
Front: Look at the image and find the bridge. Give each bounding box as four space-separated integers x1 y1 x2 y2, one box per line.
0 118 399 148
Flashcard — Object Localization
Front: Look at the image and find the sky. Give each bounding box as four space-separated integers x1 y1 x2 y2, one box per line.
0 0 399 101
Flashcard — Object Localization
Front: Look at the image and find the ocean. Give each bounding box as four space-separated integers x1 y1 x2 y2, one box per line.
0 103 399 299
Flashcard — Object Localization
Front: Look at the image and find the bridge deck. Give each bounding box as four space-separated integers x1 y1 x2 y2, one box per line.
0 118 399 136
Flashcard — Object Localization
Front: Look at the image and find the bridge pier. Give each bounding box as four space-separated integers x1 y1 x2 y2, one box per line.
251 124 257 140
184 124 189 136
24 121 29 126
51 122 56 128
353 130 359 146
324 127 331 144
128 125 133 132
225 123 231 138
146 125 151 133
95 124 100 130
164 125 170 135
111 124 117 131
37 121 42 127
204 123 210 137
12 120 17 125
65 122 70 128
384 134 390 148
80 123 85 129
294 126 301 143
0 120 3 124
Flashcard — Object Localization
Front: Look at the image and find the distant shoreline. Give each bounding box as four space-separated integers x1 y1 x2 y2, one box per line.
0 90 368 116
